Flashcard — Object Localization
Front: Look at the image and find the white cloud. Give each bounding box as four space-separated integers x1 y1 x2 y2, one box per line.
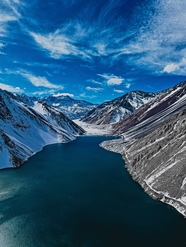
162 58 186 74
20 72 63 89
30 30 90 60
125 83 131 89
114 89 124 93
163 63 179 73
97 73 124 86
107 77 123 86
0 14 17 23
86 86 103 92
30 31 72 58
53 93 74 98
0 83 24 93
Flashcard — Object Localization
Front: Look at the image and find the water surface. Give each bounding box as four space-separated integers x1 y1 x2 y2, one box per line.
0 136 186 247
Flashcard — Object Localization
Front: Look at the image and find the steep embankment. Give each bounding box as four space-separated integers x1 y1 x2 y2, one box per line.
123 109 186 216
0 89 85 169
101 82 186 216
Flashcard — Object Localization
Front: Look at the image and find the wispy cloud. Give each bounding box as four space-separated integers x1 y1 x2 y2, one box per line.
116 0 186 75
0 13 17 36
114 89 124 93
86 79 102 85
86 86 103 92
0 0 22 36
20 71 63 89
30 30 91 60
0 83 24 93
3 0 22 17
28 13 125 63
0 68 64 90
97 73 124 86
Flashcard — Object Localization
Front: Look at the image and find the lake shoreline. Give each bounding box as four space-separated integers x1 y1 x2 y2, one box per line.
124 159 186 218
100 138 186 218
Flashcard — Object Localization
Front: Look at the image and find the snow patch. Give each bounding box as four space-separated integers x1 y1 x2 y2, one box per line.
74 120 113 136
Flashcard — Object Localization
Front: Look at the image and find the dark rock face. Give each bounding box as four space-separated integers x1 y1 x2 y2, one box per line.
81 91 155 124
101 81 186 216
0 95 13 121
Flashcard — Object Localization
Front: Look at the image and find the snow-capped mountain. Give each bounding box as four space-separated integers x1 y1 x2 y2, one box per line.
112 81 186 136
42 95 97 120
101 81 186 217
0 89 85 169
81 91 156 124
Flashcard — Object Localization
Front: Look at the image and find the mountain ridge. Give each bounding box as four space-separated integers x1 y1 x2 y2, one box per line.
0 89 85 169
42 95 97 120
81 90 156 124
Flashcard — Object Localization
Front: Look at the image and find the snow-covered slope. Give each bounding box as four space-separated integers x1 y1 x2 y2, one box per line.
101 81 186 217
0 89 85 169
81 91 156 124
42 95 97 120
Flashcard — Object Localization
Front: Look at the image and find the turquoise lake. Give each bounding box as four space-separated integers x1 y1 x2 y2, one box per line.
0 136 186 247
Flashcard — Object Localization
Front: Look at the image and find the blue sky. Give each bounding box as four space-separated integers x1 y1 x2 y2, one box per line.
0 0 186 103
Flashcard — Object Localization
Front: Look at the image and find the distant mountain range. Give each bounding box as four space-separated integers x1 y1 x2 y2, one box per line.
42 95 97 120
0 90 85 169
81 91 156 124
101 81 186 217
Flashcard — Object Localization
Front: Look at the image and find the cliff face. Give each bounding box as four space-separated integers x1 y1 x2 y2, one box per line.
101 82 186 217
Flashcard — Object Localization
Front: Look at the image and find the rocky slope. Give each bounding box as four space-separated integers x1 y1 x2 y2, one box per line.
42 95 97 120
81 91 156 124
101 81 186 217
0 89 85 169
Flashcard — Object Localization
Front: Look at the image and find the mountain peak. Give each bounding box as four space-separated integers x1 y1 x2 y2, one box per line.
81 90 156 124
